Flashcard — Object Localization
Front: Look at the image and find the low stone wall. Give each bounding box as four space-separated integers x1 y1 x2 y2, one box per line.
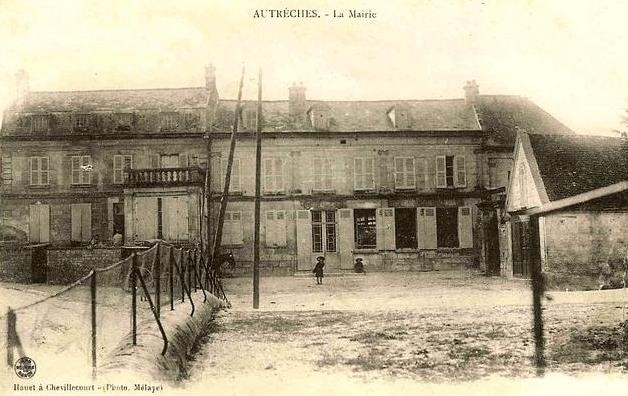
0 245 33 283
46 248 122 284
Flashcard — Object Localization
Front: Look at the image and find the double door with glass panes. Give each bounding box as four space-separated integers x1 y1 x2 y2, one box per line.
311 210 340 270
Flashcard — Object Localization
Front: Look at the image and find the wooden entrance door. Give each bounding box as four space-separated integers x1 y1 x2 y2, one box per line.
31 246 47 283
512 219 531 278
484 211 501 276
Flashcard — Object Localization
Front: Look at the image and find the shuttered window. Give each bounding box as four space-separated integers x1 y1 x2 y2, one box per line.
71 203 92 242
354 158 375 191
242 108 257 131
160 112 179 131
265 210 287 247
223 211 243 245
31 115 49 132
311 210 336 252
29 204 50 242
263 158 284 193
71 155 92 185
1 156 12 185
113 155 133 184
221 159 241 192
313 158 333 191
394 157 415 189
354 209 376 249
29 157 49 186
436 155 466 188
455 156 467 187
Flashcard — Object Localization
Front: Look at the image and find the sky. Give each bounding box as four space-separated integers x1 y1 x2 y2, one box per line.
0 0 627 134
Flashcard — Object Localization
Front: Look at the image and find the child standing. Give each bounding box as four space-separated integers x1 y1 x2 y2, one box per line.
313 256 325 285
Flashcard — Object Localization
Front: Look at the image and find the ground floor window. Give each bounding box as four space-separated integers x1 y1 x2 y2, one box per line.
394 207 417 248
312 210 336 252
436 207 458 248
354 209 376 249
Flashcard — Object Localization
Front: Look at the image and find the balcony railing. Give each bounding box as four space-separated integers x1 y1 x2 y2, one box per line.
124 167 205 187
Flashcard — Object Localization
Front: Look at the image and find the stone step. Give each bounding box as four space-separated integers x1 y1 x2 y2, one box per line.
293 271 366 278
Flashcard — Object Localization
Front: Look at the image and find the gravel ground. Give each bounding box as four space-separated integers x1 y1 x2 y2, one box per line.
183 271 628 396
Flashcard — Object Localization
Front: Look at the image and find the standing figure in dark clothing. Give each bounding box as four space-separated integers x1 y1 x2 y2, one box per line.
354 258 366 273
313 256 325 285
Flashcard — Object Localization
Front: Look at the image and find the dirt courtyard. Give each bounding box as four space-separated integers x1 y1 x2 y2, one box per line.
184 271 628 395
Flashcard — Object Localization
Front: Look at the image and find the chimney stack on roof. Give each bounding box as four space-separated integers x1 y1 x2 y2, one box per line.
463 80 479 105
15 69 29 105
288 82 307 116
205 64 216 91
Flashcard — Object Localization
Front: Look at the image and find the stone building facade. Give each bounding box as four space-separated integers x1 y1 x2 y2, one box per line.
0 68 574 278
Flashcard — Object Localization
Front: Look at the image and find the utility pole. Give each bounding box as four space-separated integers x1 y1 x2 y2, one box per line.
253 68 262 309
211 65 245 271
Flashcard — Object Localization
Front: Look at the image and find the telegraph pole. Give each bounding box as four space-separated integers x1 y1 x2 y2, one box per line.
253 68 262 309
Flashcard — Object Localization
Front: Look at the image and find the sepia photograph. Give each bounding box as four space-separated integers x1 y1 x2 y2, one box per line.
0 1 627 395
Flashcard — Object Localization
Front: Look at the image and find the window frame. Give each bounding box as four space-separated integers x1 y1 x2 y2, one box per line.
354 208 377 249
354 157 375 191
263 157 284 193
29 156 49 186
113 155 133 184
114 112 133 131
312 157 333 192
71 155 92 185
242 108 258 131
221 158 241 192
223 211 244 246
74 114 91 132
160 112 179 131
394 156 416 190
311 210 337 253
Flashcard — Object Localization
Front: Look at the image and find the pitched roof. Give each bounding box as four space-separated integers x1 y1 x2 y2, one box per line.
213 99 481 132
15 87 209 112
475 95 574 146
527 134 628 201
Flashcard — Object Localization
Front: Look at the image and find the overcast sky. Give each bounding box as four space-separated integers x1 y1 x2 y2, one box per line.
0 0 626 134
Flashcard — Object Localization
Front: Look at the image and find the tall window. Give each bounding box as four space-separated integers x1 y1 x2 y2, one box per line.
311 110 330 130
31 115 49 132
29 157 49 186
115 113 132 131
436 207 458 248
113 155 133 184
312 210 336 253
1 156 12 185
160 112 178 131
263 158 284 193
394 157 415 189
221 159 241 192
265 210 287 247
71 155 92 185
354 158 375 191
436 155 467 188
354 209 376 249
313 158 332 191
223 211 243 245
395 208 417 249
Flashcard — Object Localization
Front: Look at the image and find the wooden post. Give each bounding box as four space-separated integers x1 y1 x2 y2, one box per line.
7 308 14 367
530 215 545 375
253 67 262 309
131 254 137 345
154 244 161 318
211 65 245 272
90 270 97 378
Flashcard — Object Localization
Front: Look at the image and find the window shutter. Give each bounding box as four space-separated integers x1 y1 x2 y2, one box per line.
436 156 446 188
81 204 92 241
458 207 473 248
416 158 426 190
179 153 188 167
376 208 395 250
417 207 437 249
42 157 50 185
296 210 312 270
29 157 36 185
29 204 41 242
71 204 82 241
151 154 160 169
338 209 355 269
275 210 287 247
455 156 467 187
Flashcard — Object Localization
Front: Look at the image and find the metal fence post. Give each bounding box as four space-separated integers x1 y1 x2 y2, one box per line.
169 247 175 311
131 253 137 346
90 270 97 379
154 244 161 318
180 250 185 303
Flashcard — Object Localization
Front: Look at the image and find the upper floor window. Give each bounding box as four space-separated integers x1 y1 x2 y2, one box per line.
160 112 179 131
31 115 49 133
436 155 466 188
1 156 12 186
221 158 241 192
310 109 330 130
312 158 332 191
71 155 92 185
394 157 416 189
263 158 284 193
387 107 410 129
354 158 375 191
74 114 91 131
114 113 132 131
182 111 200 130
242 108 257 131
223 211 243 246
113 155 133 184
29 157 49 186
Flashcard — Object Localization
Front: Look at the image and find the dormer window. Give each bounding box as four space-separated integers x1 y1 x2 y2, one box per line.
387 107 410 129
309 109 330 130
74 114 91 132
241 107 258 131
160 112 179 131
114 113 132 131
31 115 49 133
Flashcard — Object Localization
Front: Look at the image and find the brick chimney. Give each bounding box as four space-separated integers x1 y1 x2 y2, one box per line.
15 69 29 105
205 64 216 91
463 80 479 105
288 82 307 116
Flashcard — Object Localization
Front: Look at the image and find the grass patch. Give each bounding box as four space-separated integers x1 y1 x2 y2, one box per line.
551 320 628 365
447 345 491 364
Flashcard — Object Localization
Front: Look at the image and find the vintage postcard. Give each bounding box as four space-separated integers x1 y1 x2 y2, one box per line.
0 0 627 395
